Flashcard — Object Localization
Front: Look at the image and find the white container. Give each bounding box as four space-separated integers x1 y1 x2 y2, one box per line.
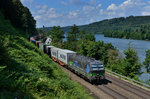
58 49 76 64
45 46 55 54
51 47 62 59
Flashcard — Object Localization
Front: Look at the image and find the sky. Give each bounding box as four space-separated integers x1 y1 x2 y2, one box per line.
20 0 150 27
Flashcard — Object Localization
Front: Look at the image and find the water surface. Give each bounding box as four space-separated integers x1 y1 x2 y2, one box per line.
95 34 150 62
95 34 150 83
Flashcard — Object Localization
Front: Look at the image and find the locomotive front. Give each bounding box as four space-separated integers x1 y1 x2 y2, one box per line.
90 60 105 83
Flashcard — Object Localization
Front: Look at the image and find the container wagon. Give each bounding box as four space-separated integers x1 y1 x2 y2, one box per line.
32 38 105 84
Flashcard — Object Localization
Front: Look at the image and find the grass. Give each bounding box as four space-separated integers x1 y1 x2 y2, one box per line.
0 11 92 99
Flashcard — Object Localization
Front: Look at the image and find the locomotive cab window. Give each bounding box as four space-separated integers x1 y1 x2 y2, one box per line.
91 64 104 70
98 64 104 68
91 64 98 70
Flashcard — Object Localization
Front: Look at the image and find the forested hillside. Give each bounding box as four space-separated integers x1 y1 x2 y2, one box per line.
0 0 37 36
104 24 150 40
0 0 91 98
43 15 150 34
79 16 150 33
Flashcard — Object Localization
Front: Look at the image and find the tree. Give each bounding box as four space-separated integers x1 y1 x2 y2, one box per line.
67 24 79 42
123 47 141 77
84 33 95 41
78 29 86 40
50 26 64 47
143 50 150 72
66 24 79 51
0 0 37 36
86 41 99 58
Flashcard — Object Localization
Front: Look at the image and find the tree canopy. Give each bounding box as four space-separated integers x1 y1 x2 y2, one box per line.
0 0 37 36
143 50 150 72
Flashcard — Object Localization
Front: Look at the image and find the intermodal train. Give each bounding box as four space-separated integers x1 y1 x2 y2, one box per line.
31 37 105 83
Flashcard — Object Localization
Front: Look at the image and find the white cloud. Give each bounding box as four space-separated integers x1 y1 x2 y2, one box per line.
142 5 150 16
107 4 117 11
35 16 41 20
60 1 67 5
42 5 48 9
38 9 46 14
96 4 102 9
46 8 61 19
47 8 55 13
143 6 150 11
107 0 145 11
37 5 48 14
90 18 94 23
103 0 147 18
99 9 104 15
68 11 79 19
83 6 95 14
142 12 150 16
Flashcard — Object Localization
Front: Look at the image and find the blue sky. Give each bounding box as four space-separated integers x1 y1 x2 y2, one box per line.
20 0 150 27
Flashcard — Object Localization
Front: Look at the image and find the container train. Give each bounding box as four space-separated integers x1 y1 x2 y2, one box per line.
31 37 105 83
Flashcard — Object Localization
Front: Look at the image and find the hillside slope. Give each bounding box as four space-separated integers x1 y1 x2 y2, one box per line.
0 10 91 99
44 15 150 33
79 16 150 33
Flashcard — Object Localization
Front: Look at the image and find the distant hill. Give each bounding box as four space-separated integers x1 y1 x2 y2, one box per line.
43 15 150 33
43 26 71 33
78 16 150 33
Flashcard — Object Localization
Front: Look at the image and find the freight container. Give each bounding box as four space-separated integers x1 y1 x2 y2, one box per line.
58 49 76 65
51 47 62 61
45 46 55 57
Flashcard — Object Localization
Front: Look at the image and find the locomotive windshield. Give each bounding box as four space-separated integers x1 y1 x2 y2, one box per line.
98 64 104 68
91 64 104 71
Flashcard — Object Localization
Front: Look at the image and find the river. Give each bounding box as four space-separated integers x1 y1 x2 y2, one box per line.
95 34 150 83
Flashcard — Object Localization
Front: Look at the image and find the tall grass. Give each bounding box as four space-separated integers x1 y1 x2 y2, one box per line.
0 11 92 99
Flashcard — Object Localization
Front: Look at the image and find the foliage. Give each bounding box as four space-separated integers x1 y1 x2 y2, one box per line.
0 6 91 99
84 33 95 42
50 26 64 48
67 24 79 42
123 47 141 77
107 48 141 78
0 0 37 36
104 24 150 40
65 24 80 51
143 50 150 73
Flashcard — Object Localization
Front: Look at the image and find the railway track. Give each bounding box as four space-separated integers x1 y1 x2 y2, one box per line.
105 74 150 99
58 64 150 99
